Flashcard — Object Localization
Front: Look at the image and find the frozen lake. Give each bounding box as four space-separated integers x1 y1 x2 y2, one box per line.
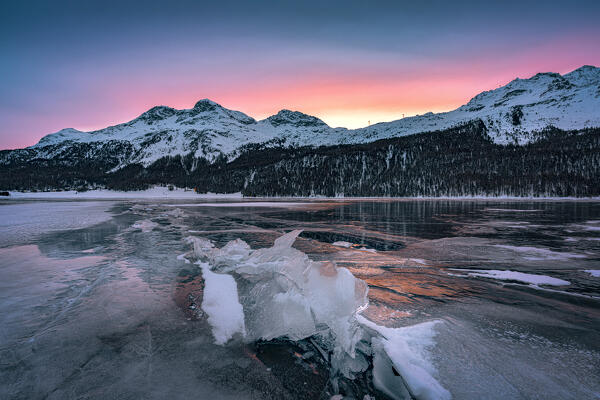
1 199 599 399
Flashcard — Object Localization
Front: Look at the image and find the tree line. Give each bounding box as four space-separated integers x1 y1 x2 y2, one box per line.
1 121 599 197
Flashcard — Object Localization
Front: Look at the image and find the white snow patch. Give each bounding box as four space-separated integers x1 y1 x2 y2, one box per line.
332 241 376 252
131 220 158 232
169 202 308 208
584 270 600 278
582 226 600 232
565 237 600 242
198 262 246 345
176 253 191 264
452 269 570 286
359 247 377 253
484 208 542 212
493 245 586 260
332 241 353 248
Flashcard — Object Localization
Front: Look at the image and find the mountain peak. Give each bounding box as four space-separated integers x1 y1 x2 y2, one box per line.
268 109 326 127
32 128 84 148
572 65 598 73
531 72 561 80
137 105 176 123
193 99 221 112
564 65 600 86
56 128 83 134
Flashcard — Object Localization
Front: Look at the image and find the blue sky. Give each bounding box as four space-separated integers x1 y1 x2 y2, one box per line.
1 0 599 148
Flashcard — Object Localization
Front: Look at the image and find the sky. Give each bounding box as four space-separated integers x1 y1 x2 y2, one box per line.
1 0 599 149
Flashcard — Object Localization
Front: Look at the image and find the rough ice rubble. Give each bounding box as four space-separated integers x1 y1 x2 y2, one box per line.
189 230 369 376
187 230 450 399
359 316 451 400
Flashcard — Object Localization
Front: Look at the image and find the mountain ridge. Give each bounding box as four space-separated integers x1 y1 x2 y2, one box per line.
22 65 599 169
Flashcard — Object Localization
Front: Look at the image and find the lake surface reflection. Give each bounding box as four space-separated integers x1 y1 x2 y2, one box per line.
1 199 598 399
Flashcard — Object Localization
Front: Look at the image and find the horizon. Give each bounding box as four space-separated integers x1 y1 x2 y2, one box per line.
1 0 599 149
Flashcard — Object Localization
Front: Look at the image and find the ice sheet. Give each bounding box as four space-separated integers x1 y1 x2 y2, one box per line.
0 201 113 247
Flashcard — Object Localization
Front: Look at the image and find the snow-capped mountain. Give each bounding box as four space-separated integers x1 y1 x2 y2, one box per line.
31 100 350 167
353 65 600 145
17 65 600 168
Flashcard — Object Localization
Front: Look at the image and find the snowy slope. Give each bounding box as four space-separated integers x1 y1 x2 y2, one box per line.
350 65 600 145
26 65 600 167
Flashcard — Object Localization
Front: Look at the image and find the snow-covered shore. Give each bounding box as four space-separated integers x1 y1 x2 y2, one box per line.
2 187 599 201
2 187 243 200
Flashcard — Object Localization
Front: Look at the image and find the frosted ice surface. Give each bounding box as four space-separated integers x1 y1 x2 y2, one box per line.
0 201 113 247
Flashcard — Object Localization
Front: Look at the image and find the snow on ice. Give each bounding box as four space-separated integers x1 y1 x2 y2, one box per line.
197 262 246 345
131 219 158 233
452 269 570 286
